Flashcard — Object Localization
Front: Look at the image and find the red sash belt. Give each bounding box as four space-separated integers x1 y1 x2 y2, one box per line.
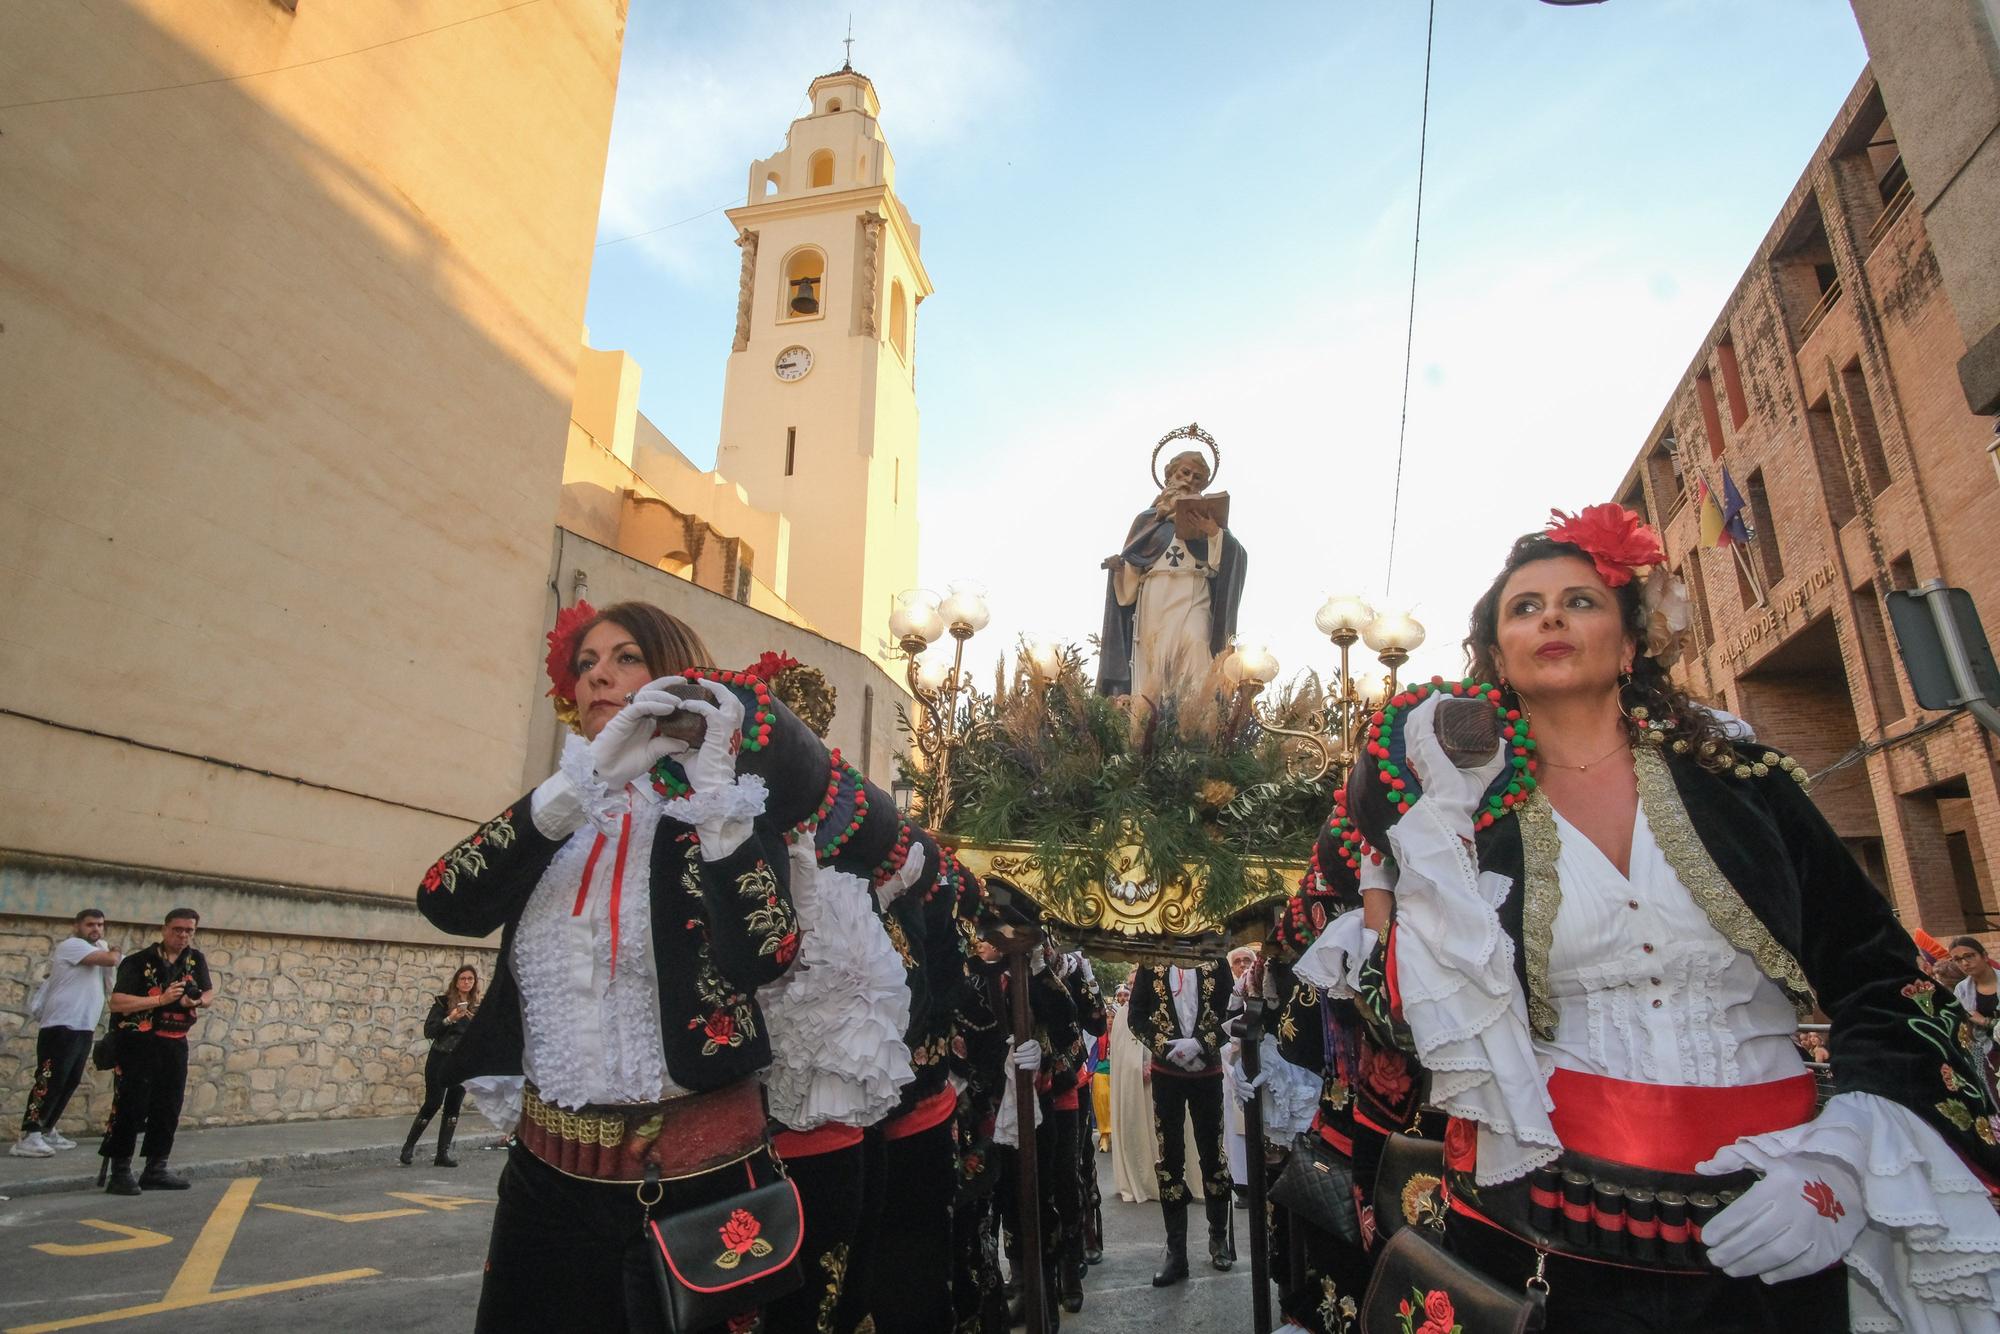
884 1084 957 1141
1547 1069 1818 1173
772 1122 865 1159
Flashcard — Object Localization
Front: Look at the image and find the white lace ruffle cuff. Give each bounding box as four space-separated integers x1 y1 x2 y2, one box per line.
761 864 915 1130
1705 1091 2000 1332
1387 698 1559 1186
461 1074 526 1135
1293 907 1373 996
661 774 769 859
535 734 628 838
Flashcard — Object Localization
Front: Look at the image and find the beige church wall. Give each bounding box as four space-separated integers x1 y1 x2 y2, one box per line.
532 532 910 786
0 2 628 899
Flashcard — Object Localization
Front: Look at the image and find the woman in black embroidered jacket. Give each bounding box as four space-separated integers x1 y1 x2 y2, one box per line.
417 600 804 1334
1341 508 2000 1333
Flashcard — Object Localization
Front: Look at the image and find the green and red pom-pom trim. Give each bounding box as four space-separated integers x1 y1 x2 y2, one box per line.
651 765 691 800
814 761 870 863
1364 676 1538 832
681 666 778 751
794 750 847 838
872 821 916 887
1323 786 1381 872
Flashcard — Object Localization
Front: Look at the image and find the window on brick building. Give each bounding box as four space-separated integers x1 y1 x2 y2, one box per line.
1684 552 1715 650
1734 546 1761 610
1890 553 1916 591
1747 468 1783 584
1717 338 1749 429
1618 476 1649 526
1771 198 1842 341
1839 360 1894 496
1697 371 1727 459
1851 587 1908 726
1806 394 1858 526
1645 428 1685 516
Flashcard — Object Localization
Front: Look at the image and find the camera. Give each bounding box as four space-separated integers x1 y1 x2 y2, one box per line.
176 977 203 1006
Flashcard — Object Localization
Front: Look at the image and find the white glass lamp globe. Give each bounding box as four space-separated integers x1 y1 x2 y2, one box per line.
1314 595 1375 639
939 580 991 636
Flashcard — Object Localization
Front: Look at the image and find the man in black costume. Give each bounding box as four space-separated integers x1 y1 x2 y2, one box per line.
1128 958 1235 1286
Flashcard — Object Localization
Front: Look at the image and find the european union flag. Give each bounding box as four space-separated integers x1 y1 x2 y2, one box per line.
1719 466 1754 546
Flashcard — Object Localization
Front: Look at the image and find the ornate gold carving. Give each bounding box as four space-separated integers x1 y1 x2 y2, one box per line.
859 212 885 338
1633 748 1816 1015
1516 792 1563 1041
732 230 759 352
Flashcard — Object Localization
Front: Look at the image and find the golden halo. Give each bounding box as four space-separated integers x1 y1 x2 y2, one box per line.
1151 422 1221 491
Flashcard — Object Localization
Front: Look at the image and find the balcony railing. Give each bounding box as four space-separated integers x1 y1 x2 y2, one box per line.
1799 277 1844 342
1866 179 1915 253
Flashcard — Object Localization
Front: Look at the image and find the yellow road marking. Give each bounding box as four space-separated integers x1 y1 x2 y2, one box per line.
256 1202 426 1223
383 1191 492 1211
5 1178 378 1334
31 1221 173 1257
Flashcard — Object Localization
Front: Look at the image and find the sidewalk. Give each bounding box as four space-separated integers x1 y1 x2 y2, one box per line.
0 1114 503 1200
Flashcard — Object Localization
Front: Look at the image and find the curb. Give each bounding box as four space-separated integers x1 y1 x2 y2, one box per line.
0 1132 505 1200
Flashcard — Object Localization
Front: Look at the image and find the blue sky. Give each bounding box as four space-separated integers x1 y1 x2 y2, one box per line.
583 0 1868 687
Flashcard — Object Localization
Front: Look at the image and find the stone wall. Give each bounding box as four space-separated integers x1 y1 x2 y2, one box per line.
1 914 495 1138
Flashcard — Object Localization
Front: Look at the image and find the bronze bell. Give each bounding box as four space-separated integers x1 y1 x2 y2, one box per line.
789 275 820 315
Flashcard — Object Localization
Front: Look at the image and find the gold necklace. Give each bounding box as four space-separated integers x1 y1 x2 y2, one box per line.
1541 738 1630 772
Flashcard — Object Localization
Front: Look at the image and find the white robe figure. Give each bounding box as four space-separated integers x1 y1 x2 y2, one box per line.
1109 1001 1205 1204
1113 531 1226 703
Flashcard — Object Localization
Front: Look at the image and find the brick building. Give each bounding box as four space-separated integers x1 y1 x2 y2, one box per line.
1614 68 2000 936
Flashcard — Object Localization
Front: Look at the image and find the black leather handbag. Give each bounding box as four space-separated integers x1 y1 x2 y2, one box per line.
1373 1133 1447 1241
644 1165 805 1332
1361 1227 1546 1334
1270 1130 1362 1245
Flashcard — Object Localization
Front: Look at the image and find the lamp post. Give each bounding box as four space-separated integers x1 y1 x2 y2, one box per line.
888 581 990 827
1248 599 1426 786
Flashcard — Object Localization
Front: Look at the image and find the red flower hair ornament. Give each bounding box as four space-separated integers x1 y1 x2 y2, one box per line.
1545 504 1666 588
543 600 598 705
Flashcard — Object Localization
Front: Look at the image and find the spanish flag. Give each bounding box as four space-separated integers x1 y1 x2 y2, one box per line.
1697 477 1727 549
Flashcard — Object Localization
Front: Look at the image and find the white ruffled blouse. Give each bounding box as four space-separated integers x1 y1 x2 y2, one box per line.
758 838 914 1130
1373 695 2000 1331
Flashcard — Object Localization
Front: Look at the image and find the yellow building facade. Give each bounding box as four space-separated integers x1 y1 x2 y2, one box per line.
717 67 933 668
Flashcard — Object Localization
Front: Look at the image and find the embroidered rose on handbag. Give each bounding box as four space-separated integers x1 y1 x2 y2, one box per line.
714 1207 773 1268
1397 1285 1462 1334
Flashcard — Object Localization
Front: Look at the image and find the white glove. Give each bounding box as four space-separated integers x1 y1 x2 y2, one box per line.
1012 1039 1043 1072
1232 1068 1266 1105
1401 695 1508 835
1697 1153 1866 1283
1029 947 1048 975
640 678 763 857
1166 1037 1205 1070
585 696 681 787
643 678 746 793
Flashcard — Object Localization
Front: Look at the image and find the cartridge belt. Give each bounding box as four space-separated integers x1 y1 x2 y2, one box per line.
517 1079 767 1184
1445 1148 1758 1273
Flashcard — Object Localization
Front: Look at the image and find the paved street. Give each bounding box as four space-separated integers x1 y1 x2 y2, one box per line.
0 1142 1257 1334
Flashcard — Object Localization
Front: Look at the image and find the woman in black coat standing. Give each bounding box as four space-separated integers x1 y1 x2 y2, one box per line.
401 964 479 1167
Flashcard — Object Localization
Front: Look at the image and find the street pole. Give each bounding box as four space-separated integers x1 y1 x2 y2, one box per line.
1921 579 2000 738
1238 958 1272 1334
1000 932 1048 1334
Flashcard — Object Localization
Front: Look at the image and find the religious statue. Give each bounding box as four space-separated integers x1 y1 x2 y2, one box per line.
1097 425 1248 701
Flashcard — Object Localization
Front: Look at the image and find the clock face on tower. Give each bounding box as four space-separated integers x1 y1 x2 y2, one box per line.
774 345 814 381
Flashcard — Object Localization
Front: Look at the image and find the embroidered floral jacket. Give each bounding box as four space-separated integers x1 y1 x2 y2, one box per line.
416 797 799 1096
1277 964 1422 1149
1387 744 2000 1176
1128 960 1231 1076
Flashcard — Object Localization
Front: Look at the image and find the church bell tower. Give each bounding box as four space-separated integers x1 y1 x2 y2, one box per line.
716 65 931 666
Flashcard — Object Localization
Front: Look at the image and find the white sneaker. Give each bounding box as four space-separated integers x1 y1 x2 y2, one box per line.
44 1130 77 1150
9 1132 55 1158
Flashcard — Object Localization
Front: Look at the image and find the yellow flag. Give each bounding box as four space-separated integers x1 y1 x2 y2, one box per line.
1697 479 1726 548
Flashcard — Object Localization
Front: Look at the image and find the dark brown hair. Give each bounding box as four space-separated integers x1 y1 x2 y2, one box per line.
570 601 714 681
1464 532 1736 769
444 964 481 1010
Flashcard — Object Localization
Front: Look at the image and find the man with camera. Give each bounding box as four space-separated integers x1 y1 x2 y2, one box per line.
99 908 217 1195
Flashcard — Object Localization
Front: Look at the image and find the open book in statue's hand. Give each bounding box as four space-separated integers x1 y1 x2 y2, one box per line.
1172 491 1230 541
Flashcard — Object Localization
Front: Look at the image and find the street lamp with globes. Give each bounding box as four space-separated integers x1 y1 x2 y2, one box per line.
888 581 991 826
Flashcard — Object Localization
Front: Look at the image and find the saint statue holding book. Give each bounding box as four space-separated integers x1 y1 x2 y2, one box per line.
1097 425 1248 701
